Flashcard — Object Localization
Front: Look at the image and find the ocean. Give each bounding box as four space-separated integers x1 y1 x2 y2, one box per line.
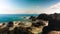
0 14 39 23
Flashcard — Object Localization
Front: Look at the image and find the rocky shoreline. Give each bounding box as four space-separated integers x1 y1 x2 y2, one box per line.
0 14 49 34
0 21 46 34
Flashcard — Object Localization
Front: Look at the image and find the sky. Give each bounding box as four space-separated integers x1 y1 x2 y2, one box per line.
0 0 60 14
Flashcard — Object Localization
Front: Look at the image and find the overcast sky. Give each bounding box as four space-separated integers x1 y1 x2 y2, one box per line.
0 0 60 14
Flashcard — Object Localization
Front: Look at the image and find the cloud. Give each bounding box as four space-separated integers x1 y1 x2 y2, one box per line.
1 2 60 14
0 5 43 14
0 9 42 14
26 3 60 14
44 2 60 14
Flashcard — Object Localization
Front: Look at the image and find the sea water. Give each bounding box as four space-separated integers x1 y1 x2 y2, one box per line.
0 14 39 23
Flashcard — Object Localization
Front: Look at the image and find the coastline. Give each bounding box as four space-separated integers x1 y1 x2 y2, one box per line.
0 20 45 34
